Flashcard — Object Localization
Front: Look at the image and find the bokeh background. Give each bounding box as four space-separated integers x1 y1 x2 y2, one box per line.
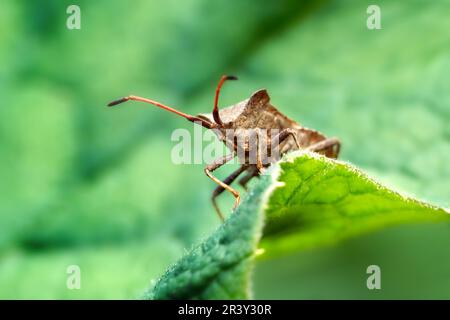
1 0 449 299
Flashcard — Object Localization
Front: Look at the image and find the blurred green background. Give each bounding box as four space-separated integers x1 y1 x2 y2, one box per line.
1 0 449 299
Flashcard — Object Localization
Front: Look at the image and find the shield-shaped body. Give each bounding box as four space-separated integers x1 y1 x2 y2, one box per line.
197 89 339 166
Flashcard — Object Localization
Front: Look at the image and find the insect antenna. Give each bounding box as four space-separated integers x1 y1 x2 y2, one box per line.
213 75 238 126
107 95 215 129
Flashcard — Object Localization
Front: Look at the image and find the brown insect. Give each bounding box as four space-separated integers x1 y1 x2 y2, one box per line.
108 75 340 221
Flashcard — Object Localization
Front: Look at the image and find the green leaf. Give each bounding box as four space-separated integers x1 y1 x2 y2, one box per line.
3 0 450 299
144 173 273 299
260 151 450 257
146 151 449 299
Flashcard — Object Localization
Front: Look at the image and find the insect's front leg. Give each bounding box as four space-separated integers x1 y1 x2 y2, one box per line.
238 166 259 190
255 128 264 173
204 153 241 221
269 128 301 162
306 137 341 158
272 128 300 149
211 165 247 221
252 128 283 174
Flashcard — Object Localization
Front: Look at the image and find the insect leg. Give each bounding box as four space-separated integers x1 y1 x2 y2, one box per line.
204 153 240 221
306 137 341 158
269 128 301 162
211 165 247 221
238 166 259 190
273 128 300 149
256 128 264 172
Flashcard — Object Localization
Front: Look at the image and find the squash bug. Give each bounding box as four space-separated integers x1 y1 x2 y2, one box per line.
108 76 340 220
